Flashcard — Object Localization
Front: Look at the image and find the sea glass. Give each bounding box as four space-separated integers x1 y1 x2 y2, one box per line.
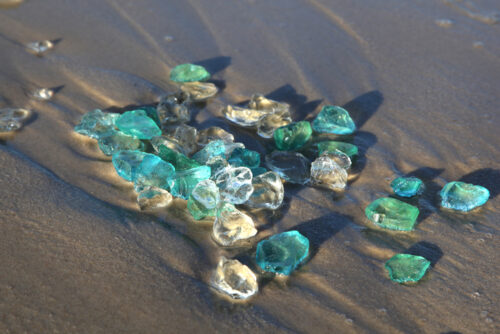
137 187 173 210
116 109 161 140
187 179 220 220
246 171 284 210
215 167 254 204
312 105 356 135
213 204 257 246
97 130 145 156
274 121 312 151
440 181 489 212
310 155 348 190
210 257 258 300
385 254 431 283
391 177 424 197
265 151 311 184
365 197 419 231
170 63 210 82
0 108 31 132
179 81 218 102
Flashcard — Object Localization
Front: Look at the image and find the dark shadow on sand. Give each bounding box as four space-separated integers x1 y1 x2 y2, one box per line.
194 56 231 76
459 168 500 199
405 241 443 267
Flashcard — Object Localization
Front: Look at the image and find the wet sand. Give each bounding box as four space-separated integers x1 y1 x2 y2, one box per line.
0 0 499 333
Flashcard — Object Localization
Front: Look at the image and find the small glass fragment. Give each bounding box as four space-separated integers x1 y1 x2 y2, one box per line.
265 151 311 184
74 109 120 139
365 197 419 231
316 141 359 159
112 150 149 181
97 130 145 156
157 145 201 171
312 105 356 135
170 63 210 82
156 91 190 127
163 124 198 156
116 109 161 140
207 155 229 179
26 40 53 56
134 155 175 191
210 257 258 300
137 186 173 210
274 121 312 151
187 179 220 220
222 105 267 127
180 81 218 102
247 94 289 113
385 254 431 283
391 177 424 197
228 147 261 169
257 109 292 138
32 88 54 101
310 155 348 190
0 108 31 132
246 171 284 210
213 204 257 246
215 166 254 204
170 165 211 200
151 135 188 156
192 140 226 165
256 230 309 275
440 181 490 212
321 150 351 170
197 127 234 146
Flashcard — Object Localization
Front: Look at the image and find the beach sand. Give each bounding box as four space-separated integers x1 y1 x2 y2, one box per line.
0 0 499 333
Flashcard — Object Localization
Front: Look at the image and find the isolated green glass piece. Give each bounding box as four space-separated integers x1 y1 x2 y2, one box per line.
365 197 419 231
170 165 211 199
134 155 175 191
116 109 161 140
228 148 261 169
192 140 226 165
385 254 431 283
187 179 220 220
112 150 150 181
391 177 424 197
97 130 145 156
274 121 312 151
312 105 356 135
74 109 119 139
170 63 210 82
316 141 359 159
256 231 309 276
157 145 201 171
440 181 490 212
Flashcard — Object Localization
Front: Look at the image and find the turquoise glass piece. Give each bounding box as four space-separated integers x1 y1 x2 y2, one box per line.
74 109 119 139
385 254 431 283
256 231 310 275
365 197 419 231
170 165 211 199
134 155 175 191
250 167 268 177
158 145 201 171
170 63 210 82
391 177 424 197
440 181 490 212
116 109 161 140
97 130 145 156
187 179 220 220
138 106 161 127
112 150 149 181
316 141 359 159
192 140 226 165
312 105 356 135
273 121 312 151
228 148 261 169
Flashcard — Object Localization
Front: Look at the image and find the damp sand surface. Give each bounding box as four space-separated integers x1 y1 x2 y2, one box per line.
0 0 499 333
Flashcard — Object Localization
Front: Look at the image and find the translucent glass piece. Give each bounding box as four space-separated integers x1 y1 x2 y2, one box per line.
116 109 161 140
26 40 53 56
247 94 289 113
187 179 220 220
265 151 310 185
210 257 258 300
213 205 257 246
180 81 218 102
74 109 119 139
156 91 190 127
32 88 54 101
246 171 284 210
257 109 292 138
112 150 149 181
312 105 356 135
385 254 431 283
0 108 31 132
365 197 419 231
222 105 267 127
137 186 173 210
215 166 254 204
440 181 489 212
197 127 234 147
310 155 348 190
97 130 145 156
134 155 175 191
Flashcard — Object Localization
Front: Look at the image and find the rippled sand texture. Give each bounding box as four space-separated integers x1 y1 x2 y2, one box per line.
0 0 499 333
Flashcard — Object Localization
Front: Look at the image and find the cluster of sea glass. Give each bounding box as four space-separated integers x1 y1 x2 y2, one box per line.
365 175 490 283
73 62 491 293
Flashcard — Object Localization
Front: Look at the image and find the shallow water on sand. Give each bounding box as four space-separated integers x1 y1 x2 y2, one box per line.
0 0 499 333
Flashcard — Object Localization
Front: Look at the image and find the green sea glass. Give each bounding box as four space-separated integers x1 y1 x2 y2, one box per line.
158 145 201 171
97 130 145 156
365 197 419 231
170 165 211 199
440 181 490 212
187 179 220 220
134 155 175 191
256 231 309 275
228 148 261 169
116 109 161 140
385 254 431 283
274 121 312 151
74 109 119 139
170 63 210 82
312 105 356 135
112 150 149 181
391 177 424 197
316 141 359 159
